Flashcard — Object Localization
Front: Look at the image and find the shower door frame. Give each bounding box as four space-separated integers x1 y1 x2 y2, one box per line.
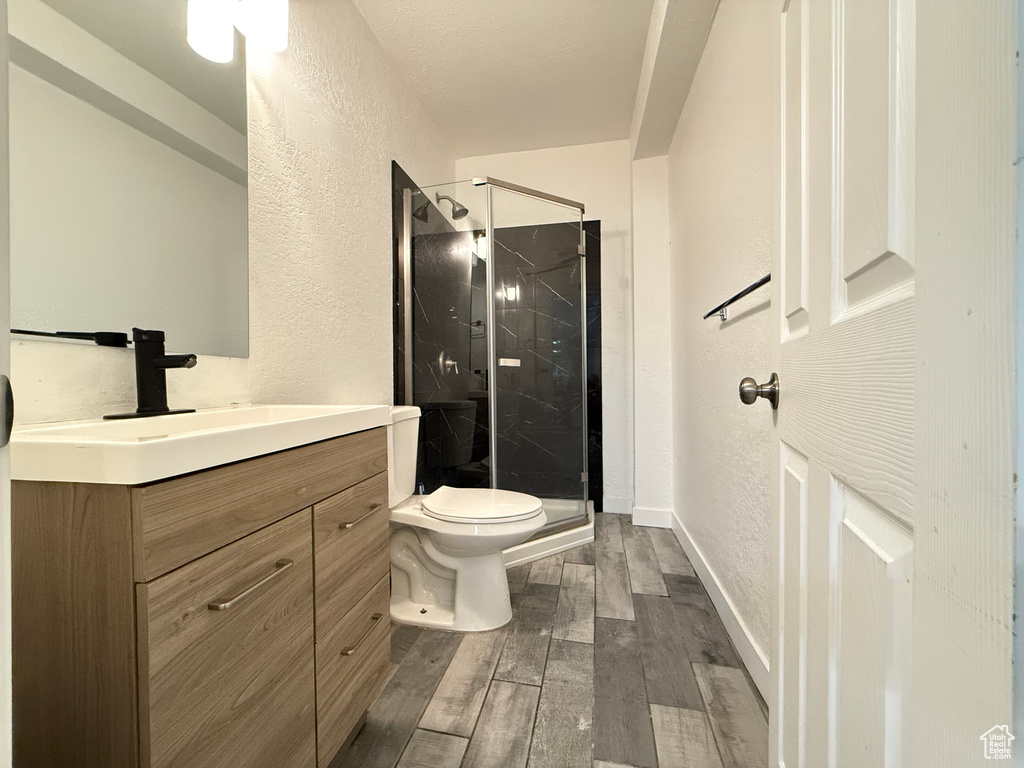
400 176 589 503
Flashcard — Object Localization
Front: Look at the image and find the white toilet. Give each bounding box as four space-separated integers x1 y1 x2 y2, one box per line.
388 405 547 632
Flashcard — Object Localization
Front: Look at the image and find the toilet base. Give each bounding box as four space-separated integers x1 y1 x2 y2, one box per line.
389 599 459 631
389 533 514 632
390 588 512 632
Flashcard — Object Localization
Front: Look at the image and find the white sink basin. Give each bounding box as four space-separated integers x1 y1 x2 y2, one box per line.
12 404 391 485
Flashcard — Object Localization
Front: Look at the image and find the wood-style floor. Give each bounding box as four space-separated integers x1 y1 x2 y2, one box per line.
335 513 768 768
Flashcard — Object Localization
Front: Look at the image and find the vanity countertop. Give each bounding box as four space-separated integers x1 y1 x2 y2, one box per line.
11 404 391 485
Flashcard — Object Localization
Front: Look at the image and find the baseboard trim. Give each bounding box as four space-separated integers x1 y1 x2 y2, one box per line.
670 509 770 700
632 506 672 528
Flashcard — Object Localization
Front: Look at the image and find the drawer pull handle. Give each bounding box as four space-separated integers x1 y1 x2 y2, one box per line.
340 504 383 530
340 613 384 656
208 559 294 611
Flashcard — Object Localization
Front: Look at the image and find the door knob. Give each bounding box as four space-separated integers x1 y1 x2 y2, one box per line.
0 375 12 448
739 372 779 409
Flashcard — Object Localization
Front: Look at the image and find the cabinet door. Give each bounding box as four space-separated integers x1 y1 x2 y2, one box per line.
316 575 391 766
313 471 389 642
137 511 316 768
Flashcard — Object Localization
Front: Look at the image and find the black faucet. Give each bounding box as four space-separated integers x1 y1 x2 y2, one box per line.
104 328 197 420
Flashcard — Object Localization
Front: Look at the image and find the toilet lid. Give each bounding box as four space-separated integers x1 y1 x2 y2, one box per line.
422 486 543 524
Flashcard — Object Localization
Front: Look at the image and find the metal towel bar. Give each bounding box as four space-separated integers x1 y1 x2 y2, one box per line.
703 273 771 322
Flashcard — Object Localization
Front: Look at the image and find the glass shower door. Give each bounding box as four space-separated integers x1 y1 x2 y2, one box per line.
488 186 587 528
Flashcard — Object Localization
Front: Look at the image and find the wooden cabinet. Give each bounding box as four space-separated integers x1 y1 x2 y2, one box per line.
13 428 391 768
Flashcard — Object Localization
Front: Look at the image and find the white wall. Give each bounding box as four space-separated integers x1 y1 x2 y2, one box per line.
666 0 774 668
631 156 673 526
455 141 635 514
247 0 455 406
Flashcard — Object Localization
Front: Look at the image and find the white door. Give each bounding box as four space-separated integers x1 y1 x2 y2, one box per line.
772 0 916 765
0 0 11 761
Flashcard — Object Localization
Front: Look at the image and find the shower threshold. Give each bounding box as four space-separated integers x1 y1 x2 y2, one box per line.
529 498 590 541
502 499 594 568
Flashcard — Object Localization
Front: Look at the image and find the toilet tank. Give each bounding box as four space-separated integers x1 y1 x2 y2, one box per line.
388 406 421 508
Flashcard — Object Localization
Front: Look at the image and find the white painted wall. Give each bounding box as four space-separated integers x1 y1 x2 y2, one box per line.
630 156 673 526
455 141 635 514
665 0 774 662
247 0 455 406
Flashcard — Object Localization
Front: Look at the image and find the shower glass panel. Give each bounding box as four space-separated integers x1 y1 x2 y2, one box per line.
404 178 588 536
489 186 587 530
405 180 490 490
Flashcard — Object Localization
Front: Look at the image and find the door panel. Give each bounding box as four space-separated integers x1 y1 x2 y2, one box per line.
781 0 808 338
778 447 807 768
837 0 915 312
779 296 914 525
836 487 912 768
774 0 915 765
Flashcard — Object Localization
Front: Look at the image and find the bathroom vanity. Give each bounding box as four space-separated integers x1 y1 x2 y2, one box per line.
11 408 391 768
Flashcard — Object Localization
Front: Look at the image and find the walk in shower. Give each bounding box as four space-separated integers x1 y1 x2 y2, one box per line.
394 172 590 537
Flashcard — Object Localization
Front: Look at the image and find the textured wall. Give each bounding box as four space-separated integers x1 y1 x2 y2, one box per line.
631 155 673 525
667 0 774 655
247 0 455 407
455 141 634 514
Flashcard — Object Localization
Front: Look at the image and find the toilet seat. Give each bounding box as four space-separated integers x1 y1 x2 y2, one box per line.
422 486 543 525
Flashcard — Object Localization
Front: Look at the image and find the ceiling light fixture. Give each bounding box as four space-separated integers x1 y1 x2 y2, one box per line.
187 0 288 63
187 0 235 64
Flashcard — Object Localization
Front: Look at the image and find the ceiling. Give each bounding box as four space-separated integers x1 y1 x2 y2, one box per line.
353 0 655 158
40 0 247 134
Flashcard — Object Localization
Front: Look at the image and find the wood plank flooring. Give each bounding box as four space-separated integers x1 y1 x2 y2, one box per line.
337 514 767 768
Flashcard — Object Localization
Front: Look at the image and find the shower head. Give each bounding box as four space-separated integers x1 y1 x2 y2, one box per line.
436 193 469 220
412 200 430 222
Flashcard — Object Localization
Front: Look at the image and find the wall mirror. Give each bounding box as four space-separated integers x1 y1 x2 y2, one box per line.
9 0 249 358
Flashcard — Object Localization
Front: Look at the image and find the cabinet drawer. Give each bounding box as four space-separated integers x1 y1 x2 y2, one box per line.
137 511 316 768
132 428 387 581
313 471 389 641
316 576 390 766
